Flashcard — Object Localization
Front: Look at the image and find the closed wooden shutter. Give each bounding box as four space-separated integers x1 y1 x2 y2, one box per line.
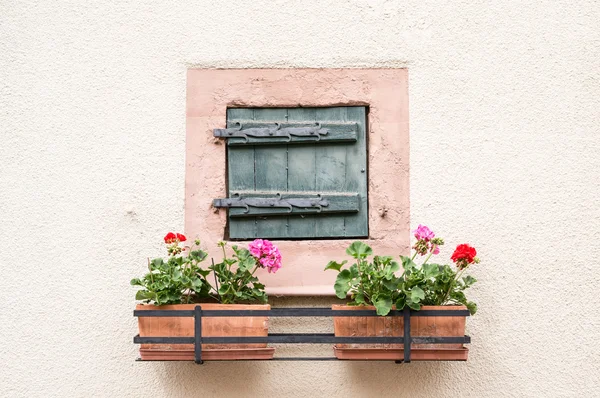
215 107 368 239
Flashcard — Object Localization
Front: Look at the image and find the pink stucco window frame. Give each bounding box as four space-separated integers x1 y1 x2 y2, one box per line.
185 69 409 295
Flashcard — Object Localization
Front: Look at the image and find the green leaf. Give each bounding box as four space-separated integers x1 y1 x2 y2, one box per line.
373 295 392 316
349 263 360 279
407 300 421 311
218 284 231 295
135 290 155 301
395 296 406 310
354 292 366 305
400 255 417 272
172 269 182 281
130 278 142 286
462 275 477 288
325 260 347 272
423 263 440 279
466 301 478 315
382 278 398 291
196 269 211 277
149 258 164 271
334 269 353 299
189 250 208 262
346 241 373 259
388 260 400 273
237 249 256 272
191 278 204 290
409 286 425 303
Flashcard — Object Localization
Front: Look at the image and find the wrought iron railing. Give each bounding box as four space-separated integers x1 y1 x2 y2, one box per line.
133 307 471 364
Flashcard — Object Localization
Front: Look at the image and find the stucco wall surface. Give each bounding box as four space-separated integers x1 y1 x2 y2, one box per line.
1 1 599 397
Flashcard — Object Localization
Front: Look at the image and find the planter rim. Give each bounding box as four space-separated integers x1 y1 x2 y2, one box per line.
135 303 271 309
331 304 467 310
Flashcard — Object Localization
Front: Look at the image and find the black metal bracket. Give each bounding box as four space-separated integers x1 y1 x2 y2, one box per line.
133 307 471 364
194 306 203 364
213 194 329 214
212 121 359 145
214 122 328 143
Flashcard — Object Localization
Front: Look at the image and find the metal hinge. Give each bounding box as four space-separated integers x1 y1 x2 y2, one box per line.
213 194 329 214
213 121 358 145
212 193 360 217
214 122 328 143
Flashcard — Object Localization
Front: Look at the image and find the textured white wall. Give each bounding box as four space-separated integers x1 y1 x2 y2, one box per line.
1 1 599 397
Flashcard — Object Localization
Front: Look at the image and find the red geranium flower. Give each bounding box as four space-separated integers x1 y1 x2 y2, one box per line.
176 233 186 242
451 244 477 269
164 232 177 244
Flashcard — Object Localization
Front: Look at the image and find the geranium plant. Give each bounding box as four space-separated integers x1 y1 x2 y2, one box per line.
210 239 282 304
130 233 213 305
421 243 479 314
131 233 282 305
325 241 400 315
399 225 479 314
326 224 480 316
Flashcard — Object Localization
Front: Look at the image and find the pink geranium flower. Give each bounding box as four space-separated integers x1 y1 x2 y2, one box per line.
249 239 282 273
413 224 435 241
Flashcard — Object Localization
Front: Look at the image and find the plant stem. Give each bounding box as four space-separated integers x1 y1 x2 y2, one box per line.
212 258 221 303
147 258 154 284
441 268 466 305
422 252 433 265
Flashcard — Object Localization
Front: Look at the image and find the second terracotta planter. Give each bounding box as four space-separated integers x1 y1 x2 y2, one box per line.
136 303 274 360
332 304 469 361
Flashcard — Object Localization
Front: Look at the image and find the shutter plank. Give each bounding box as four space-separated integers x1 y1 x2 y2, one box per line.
227 108 257 239
343 107 368 237
286 108 317 238
315 107 348 237
253 108 289 238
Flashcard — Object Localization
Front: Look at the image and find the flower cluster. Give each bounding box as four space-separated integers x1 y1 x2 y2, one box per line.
412 224 444 256
451 243 480 270
164 232 187 255
248 239 283 274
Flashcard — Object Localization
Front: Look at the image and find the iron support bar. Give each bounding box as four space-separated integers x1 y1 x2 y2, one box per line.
133 334 470 345
194 306 203 364
133 333 471 344
403 307 411 363
134 308 472 318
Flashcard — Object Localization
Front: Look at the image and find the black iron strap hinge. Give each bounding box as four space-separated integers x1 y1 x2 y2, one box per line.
212 193 360 217
214 122 328 141
213 121 358 145
213 194 329 214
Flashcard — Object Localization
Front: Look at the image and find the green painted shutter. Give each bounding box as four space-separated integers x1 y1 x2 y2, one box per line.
222 107 368 240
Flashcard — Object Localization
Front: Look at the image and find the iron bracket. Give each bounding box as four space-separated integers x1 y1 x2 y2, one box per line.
214 122 329 143
213 194 329 214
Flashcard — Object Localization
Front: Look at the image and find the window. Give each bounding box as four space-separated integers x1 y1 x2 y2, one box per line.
186 68 409 294
214 107 368 240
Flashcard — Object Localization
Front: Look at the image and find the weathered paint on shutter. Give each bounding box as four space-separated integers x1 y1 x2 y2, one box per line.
226 107 368 240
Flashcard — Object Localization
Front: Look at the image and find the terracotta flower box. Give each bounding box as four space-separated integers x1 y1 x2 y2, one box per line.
332 304 469 361
136 303 274 361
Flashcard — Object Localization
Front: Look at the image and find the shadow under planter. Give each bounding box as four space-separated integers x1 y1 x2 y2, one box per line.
332 305 469 361
135 303 274 360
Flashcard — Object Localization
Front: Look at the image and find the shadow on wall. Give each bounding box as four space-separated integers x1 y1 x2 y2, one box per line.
148 360 468 397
